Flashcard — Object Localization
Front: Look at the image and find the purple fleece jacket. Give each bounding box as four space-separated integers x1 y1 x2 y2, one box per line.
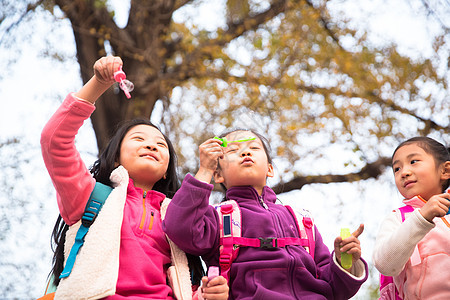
163 174 368 300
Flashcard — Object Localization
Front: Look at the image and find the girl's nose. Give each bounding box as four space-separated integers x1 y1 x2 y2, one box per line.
241 151 251 157
401 167 411 178
145 144 157 151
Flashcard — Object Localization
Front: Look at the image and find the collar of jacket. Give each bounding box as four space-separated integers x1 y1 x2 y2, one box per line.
225 185 277 204
403 195 426 208
127 178 166 209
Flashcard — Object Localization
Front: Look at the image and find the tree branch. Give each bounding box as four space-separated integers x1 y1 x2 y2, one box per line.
173 0 194 12
271 156 392 194
164 0 288 80
0 0 45 44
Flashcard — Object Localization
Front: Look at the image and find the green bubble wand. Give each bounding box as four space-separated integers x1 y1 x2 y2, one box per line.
214 136 256 147
340 228 352 269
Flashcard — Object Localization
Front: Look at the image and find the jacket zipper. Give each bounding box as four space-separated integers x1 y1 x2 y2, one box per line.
259 196 268 209
149 211 154 230
271 198 300 298
139 191 147 229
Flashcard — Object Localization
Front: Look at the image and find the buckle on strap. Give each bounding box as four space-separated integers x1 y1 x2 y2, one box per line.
259 237 277 249
81 199 103 227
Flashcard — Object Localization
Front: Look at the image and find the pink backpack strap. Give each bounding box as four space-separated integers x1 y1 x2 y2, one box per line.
215 200 241 282
225 205 313 253
285 205 315 259
215 201 316 282
379 273 402 300
398 205 414 221
379 205 415 299
397 205 421 266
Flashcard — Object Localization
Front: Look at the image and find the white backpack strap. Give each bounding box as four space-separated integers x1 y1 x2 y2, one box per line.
214 200 241 282
161 198 192 300
285 205 315 259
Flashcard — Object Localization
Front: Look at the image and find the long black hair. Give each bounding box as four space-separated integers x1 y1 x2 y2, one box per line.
50 119 204 286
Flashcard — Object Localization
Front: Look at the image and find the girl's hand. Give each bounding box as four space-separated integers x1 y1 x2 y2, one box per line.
199 275 229 300
195 139 224 183
334 224 364 270
419 192 450 222
93 56 123 85
74 56 124 103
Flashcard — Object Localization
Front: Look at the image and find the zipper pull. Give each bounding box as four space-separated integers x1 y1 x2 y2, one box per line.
143 190 147 199
259 196 268 209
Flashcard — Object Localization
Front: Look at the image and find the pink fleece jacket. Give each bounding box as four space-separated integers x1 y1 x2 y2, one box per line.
41 93 175 299
373 196 450 299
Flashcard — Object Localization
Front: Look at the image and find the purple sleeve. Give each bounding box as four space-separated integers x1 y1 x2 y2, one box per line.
163 174 220 256
313 226 369 299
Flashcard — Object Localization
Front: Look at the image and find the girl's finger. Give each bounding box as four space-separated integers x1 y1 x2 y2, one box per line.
340 241 360 253
352 224 364 238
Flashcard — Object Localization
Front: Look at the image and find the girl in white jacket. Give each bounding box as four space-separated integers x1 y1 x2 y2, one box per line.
373 137 450 299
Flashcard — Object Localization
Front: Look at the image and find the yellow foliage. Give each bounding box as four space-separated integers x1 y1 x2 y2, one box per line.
36 0 449 175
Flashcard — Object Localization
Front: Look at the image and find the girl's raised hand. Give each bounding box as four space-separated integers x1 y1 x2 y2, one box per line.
199 275 229 300
334 224 364 270
93 56 123 85
195 138 224 183
419 192 450 222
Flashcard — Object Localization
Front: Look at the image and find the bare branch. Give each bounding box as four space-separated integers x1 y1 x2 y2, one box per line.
421 0 450 31
0 0 45 44
271 156 392 194
173 0 194 12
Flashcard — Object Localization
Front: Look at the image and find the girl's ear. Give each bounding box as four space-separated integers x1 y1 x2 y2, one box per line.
442 161 450 180
213 169 225 184
267 163 274 178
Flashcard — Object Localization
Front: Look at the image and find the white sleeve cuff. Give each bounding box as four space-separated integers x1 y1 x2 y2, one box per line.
333 254 366 280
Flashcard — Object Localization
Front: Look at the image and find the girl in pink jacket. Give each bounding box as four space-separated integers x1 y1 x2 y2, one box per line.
373 137 450 299
40 56 228 299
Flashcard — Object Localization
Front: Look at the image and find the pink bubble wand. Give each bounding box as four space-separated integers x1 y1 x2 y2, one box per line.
114 66 134 99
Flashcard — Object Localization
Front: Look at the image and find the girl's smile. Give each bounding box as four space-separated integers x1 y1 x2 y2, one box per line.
139 151 159 161
119 124 170 191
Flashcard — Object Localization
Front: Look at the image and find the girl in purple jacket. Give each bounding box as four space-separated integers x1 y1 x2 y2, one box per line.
40 56 228 299
163 129 368 299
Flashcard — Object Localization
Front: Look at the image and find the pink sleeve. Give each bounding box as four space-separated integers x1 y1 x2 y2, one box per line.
40 93 97 225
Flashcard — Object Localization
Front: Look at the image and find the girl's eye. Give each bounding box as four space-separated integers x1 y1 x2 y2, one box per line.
410 159 418 164
157 142 168 148
226 148 238 153
393 167 400 173
133 136 144 141
250 146 260 150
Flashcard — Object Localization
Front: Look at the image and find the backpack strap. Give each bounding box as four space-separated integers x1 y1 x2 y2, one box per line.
379 273 402 300
215 201 316 282
161 198 193 300
397 205 421 266
285 205 315 259
215 200 241 282
59 182 113 279
398 205 414 221
379 204 416 299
